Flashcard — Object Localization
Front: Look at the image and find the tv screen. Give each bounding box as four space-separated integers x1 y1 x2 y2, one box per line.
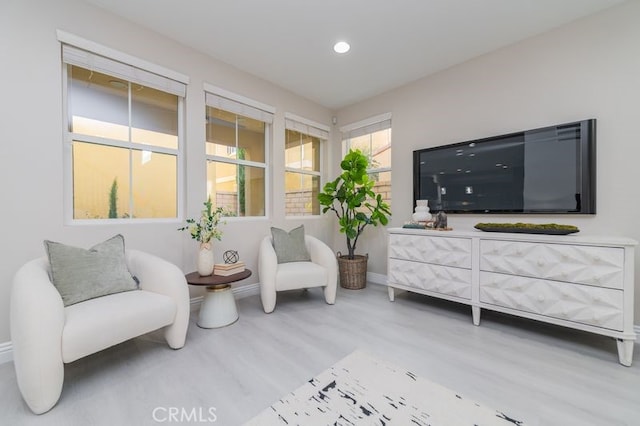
413 119 596 214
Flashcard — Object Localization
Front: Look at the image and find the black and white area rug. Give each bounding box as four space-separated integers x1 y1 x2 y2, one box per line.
245 350 524 425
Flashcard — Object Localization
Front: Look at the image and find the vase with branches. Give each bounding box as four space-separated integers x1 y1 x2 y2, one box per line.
178 197 227 276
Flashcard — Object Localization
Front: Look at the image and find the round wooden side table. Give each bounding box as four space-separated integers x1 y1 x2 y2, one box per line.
185 269 252 329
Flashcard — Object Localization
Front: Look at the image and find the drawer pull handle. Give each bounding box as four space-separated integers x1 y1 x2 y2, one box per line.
537 259 545 267
537 295 545 302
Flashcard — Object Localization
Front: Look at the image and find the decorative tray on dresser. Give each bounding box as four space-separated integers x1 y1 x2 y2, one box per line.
387 227 637 366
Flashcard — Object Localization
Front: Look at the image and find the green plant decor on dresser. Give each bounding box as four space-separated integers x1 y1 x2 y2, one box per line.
474 222 579 235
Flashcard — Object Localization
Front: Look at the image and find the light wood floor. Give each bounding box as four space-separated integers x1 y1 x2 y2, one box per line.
2 284 639 425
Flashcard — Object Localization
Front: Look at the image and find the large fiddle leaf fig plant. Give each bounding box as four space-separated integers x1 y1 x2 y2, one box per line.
318 149 391 259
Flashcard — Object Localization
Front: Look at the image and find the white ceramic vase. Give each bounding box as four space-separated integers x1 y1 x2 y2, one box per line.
197 242 215 276
412 199 432 222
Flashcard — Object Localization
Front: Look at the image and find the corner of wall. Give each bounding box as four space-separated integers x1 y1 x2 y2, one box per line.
366 272 387 286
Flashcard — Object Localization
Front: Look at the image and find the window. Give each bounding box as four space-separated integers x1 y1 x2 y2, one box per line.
284 114 328 216
205 89 273 217
62 42 186 221
341 113 392 207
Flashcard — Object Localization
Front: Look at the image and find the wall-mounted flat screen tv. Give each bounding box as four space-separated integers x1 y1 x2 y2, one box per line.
413 119 596 214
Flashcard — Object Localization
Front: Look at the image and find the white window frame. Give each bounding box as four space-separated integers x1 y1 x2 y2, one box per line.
59 31 188 225
284 113 329 218
340 112 392 176
204 83 273 219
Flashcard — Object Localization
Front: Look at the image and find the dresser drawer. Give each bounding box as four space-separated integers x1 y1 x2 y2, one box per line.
480 240 624 289
388 258 471 299
479 272 623 331
389 234 472 268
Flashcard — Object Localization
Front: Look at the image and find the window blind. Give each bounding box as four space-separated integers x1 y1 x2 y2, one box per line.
62 44 186 97
341 118 392 140
205 92 274 124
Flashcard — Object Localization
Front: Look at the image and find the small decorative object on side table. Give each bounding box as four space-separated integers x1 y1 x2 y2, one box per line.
223 250 239 264
185 269 252 328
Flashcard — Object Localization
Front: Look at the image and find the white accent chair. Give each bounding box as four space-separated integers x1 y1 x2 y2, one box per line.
10 249 190 414
259 235 337 313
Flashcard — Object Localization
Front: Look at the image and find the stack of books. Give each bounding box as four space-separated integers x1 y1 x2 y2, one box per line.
213 261 246 276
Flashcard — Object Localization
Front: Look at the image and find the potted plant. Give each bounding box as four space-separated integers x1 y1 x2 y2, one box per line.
318 149 391 289
178 197 227 276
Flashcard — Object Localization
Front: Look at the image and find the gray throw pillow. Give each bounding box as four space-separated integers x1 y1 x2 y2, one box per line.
44 234 138 306
271 225 311 264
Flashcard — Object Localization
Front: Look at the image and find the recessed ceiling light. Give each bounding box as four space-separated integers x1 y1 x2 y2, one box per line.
333 41 350 54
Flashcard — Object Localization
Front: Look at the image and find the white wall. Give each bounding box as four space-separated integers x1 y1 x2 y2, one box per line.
3 1 639 347
0 0 334 343
335 1 640 321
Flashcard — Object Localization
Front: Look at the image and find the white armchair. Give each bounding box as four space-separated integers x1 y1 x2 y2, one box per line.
10 249 190 414
259 235 337 313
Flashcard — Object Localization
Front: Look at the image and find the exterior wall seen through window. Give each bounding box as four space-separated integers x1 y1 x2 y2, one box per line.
285 129 322 216
67 65 181 220
205 107 267 217
344 127 392 208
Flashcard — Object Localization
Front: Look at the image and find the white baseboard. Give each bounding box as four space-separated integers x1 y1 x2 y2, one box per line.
0 341 13 364
366 272 387 286
233 283 261 299
2 298 639 366
190 283 260 308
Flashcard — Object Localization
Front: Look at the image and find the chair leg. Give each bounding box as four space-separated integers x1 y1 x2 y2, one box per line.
164 321 187 349
324 285 336 305
261 289 276 313
14 356 64 414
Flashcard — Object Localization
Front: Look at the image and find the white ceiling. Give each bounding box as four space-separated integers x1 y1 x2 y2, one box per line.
83 0 625 110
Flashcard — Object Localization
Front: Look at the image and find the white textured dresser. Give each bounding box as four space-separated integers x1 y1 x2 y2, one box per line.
387 228 637 366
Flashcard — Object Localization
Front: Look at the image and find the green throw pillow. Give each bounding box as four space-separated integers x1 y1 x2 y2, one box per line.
44 234 139 306
271 225 311 264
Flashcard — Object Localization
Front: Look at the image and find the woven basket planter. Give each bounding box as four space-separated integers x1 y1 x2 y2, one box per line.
337 253 368 290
